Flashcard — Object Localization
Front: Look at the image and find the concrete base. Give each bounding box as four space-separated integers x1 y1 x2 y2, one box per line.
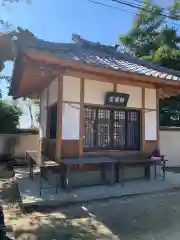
14 167 180 207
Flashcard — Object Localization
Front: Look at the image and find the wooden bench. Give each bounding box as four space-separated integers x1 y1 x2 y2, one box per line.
26 151 61 196
61 157 118 190
114 155 168 187
61 155 168 190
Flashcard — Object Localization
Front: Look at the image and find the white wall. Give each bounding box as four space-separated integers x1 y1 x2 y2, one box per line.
14 134 39 157
160 129 180 166
0 134 39 157
63 76 80 102
48 77 58 106
145 88 156 109
84 79 113 104
39 75 158 143
145 111 157 140
117 84 142 108
62 76 81 140
39 76 81 140
62 103 80 139
144 88 157 140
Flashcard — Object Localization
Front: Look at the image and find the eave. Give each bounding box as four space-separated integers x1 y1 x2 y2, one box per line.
10 49 180 99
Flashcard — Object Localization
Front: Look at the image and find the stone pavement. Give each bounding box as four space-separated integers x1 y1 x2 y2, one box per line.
3 165 180 239
5 190 180 240
65 191 180 240
15 167 180 207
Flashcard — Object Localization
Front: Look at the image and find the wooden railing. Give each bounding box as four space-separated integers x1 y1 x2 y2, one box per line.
41 138 56 161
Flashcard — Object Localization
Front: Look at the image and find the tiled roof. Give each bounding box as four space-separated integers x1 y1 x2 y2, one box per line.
19 34 180 81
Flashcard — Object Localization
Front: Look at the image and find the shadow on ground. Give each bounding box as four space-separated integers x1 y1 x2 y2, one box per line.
3 164 180 239
1 167 118 239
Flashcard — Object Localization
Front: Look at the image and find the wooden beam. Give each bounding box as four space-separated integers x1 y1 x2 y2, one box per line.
141 87 145 152
55 74 63 163
79 78 84 156
65 68 155 89
113 83 117 92
25 59 155 89
26 51 180 87
10 52 24 96
46 88 50 137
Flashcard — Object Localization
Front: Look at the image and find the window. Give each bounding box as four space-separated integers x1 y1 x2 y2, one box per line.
84 106 140 151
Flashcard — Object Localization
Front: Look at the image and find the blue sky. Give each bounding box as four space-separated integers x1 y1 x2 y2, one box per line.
6 0 135 43
0 0 175 127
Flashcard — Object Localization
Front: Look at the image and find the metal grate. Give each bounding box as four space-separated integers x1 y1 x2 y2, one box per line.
84 106 140 151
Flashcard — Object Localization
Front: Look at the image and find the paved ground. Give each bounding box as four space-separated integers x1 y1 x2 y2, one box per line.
15 166 180 207
3 166 180 239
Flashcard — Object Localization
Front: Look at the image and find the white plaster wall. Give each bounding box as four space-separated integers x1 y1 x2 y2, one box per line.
63 76 80 102
62 103 80 140
48 77 58 106
40 75 158 145
84 80 113 104
160 129 180 166
145 110 157 140
117 84 142 108
14 134 39 157
145 88 156 109
0 134 39 157
39 89 47 138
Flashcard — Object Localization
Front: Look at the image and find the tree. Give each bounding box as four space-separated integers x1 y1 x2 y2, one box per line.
24 98 40 128
0 0 31 99
0 0 32 130
0 100 22 132
119 0 180 126
13 98 40 128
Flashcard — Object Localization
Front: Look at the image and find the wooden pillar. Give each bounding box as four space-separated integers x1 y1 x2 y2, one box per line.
55 74 63 163
38 94 42 154
46 87 50 137
113 83 117 92
39 88 49 155
79 78 84 156
156 88 160 149
141 87 145 152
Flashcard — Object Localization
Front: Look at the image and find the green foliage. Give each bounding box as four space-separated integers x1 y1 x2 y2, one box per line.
2 0 31 5
169 0 180 20
119 0 180 126
119 1 180 66
0 100 22 132
160 95 180 127
119 0 165 58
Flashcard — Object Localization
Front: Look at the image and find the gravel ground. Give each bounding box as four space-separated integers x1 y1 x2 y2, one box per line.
2 165 180 239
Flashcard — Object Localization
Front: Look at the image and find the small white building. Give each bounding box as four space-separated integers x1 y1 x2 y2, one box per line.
10 34 180 179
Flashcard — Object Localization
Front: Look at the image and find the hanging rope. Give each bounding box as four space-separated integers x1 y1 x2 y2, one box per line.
64 101 80 110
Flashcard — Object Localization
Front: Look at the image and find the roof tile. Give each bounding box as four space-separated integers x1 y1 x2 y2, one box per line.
18 35 180 81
